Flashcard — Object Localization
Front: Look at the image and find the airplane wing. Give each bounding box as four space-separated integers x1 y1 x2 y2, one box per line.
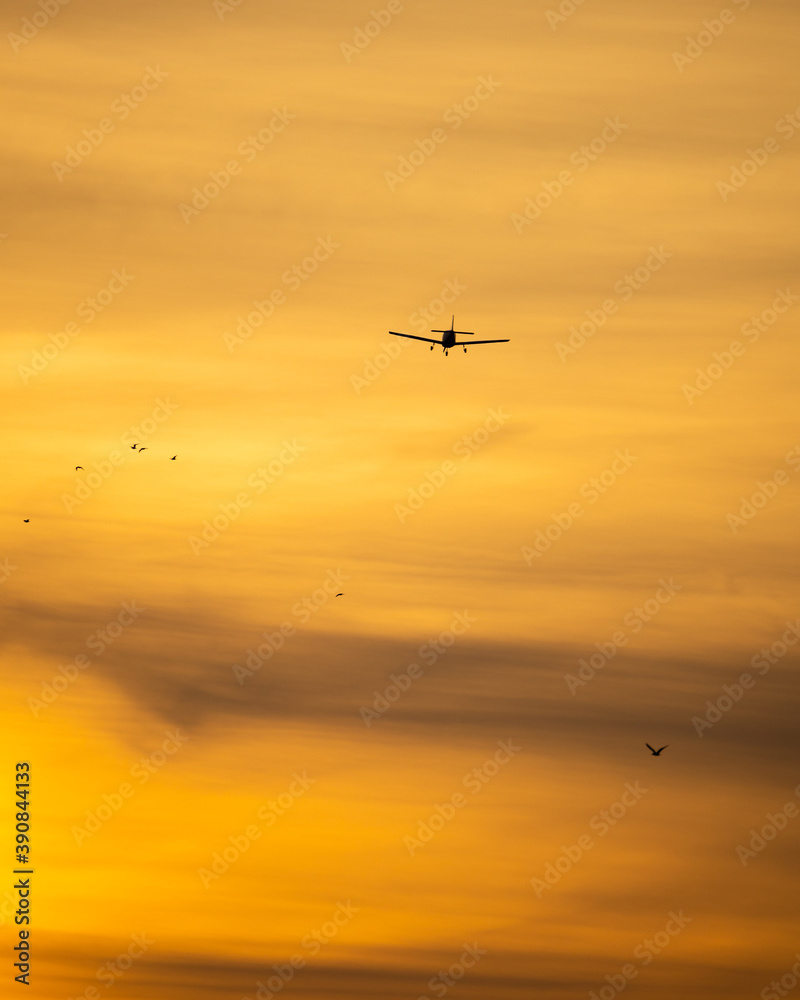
455 339 510 345
389 331 440 344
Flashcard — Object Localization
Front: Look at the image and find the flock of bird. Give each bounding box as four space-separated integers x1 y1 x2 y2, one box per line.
22 447 177 524
129 443 177 459
18 446 669 759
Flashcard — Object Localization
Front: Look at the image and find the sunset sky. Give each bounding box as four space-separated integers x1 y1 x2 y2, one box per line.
2 0 799 997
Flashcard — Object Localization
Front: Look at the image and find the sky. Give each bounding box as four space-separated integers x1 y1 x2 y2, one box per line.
2 0 799 997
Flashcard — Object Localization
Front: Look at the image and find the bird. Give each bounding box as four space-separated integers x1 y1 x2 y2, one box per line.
170 455 176 460
646 743 668 756
138 447 148 453
130 444 138 450
23 519 29 523
335 593 344 597
75 466 83 470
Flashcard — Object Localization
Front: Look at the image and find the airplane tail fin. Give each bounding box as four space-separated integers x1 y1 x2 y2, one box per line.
431 315 474 335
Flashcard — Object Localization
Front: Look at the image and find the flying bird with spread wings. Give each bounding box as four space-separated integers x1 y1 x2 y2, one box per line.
646 743 668 756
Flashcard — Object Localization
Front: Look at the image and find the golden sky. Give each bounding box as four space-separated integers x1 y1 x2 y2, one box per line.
2 0 799 997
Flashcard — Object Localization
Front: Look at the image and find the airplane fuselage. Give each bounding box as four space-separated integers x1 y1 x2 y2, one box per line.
387 315 509 354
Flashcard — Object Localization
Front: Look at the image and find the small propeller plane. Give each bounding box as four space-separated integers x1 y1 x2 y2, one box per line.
389 316 509 356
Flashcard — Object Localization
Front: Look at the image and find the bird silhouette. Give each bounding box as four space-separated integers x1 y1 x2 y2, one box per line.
336 593 344 597
170 455 176 460
130 444 138 450
23 519 29 523
646 743 668 756
75 466 83 470
138 447 148 453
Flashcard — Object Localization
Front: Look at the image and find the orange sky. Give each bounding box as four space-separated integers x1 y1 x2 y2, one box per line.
2 1 799 997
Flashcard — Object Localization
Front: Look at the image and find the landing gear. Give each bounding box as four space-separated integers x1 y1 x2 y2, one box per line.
463 348 467 353
430 344 434 350
445 350 448 356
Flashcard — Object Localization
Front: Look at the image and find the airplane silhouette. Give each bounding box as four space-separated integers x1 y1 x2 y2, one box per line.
389 316 509 356
646 743 668 756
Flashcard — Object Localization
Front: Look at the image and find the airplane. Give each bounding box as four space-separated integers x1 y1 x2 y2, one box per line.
389 316 510 356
